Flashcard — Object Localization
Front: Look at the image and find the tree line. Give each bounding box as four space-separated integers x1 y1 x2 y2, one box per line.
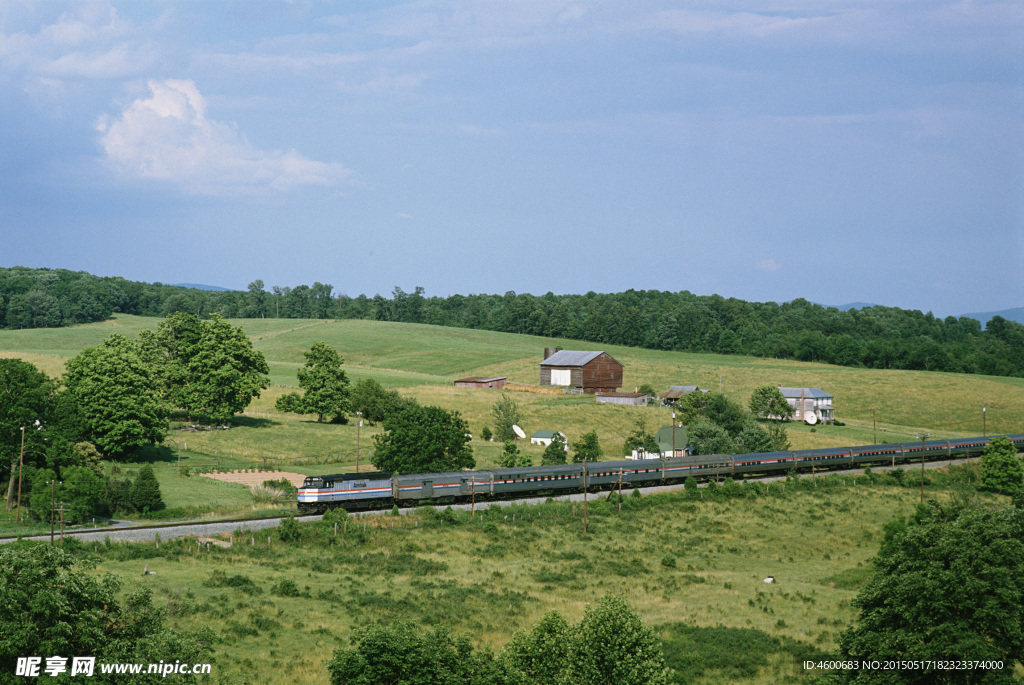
4 267 1023 378
1 314 270 524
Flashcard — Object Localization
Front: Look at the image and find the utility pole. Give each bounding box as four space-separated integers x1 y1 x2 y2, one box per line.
16 427 25 523
872 408 877 445
49 480 59 546
583 466 588 535
915 431 931 503
672 412 676 458
57 501 70 547
982 403 987 436
356 411 362 473
617 469 623 512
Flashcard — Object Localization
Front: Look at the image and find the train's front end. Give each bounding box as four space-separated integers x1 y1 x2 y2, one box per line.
297 472 394 513
297 474 335 514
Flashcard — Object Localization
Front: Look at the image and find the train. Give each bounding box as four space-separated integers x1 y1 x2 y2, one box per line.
297 434 1024 513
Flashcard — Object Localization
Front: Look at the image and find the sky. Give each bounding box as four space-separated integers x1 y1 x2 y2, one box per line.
0 1 1022 318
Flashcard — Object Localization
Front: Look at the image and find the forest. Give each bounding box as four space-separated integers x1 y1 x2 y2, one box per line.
2 266 1022 378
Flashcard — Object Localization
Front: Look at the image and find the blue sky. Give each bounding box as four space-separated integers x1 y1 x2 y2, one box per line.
1 1 1021 317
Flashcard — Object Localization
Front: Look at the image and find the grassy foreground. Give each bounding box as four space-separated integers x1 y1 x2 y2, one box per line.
47 471 1004 685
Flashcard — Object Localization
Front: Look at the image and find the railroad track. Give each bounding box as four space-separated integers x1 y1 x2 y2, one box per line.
1 456 980 546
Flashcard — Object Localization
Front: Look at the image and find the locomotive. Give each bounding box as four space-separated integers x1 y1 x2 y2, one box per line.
297 433 1024 514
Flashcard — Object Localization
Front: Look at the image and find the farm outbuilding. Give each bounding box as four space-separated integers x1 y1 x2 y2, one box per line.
453 376 507 389
540 349 623 394
531 430 568 447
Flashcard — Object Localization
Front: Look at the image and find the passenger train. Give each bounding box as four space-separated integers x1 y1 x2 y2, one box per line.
297 434 1024 513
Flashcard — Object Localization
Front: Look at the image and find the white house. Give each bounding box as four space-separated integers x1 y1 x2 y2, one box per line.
778 387 834 424
530 430 568 448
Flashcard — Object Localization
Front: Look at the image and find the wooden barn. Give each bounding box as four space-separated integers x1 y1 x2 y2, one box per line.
453 376 507 389
540 349 623 394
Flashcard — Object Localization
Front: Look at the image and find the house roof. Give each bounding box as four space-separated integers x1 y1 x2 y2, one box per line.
778 387 832 399
540 350 608 367
531 430 564 439
661 385 708 399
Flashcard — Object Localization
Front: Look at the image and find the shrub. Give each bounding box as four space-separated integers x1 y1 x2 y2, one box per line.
278 516 302 542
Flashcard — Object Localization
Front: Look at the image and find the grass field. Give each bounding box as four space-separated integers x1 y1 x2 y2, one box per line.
2 314 1021 526
3 317 1021 683
56 474 1009 685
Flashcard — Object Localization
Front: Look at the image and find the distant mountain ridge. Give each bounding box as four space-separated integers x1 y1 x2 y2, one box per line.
963 307 1024 326
822 302 1023 326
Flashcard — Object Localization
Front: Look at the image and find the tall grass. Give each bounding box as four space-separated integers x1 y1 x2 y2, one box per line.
71 476 1008 685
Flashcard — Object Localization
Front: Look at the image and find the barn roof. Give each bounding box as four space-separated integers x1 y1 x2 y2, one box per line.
541 350 608 367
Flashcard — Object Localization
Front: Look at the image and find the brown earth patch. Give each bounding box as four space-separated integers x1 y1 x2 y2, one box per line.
200 470 308 487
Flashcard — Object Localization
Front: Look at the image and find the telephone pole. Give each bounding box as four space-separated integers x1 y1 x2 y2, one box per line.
915 431 931 503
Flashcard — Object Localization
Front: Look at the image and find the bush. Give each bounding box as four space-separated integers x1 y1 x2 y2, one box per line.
278 515 302 542
271 578 302 597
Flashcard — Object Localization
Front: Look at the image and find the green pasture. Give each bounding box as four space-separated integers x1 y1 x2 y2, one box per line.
1 314 1022 521
66 476 1009 685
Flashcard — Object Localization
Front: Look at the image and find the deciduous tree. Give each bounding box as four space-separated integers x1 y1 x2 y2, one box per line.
980 436 1023 493
736 422 774 453
349 377 417 425
572 431 603 463
541 433 568 465
275 342 351 423
1 358 54 509
187 315 269 423
623 416 659 458
328 622 517 685
498 441 531 468
688 419 735 455
837 501 1024 684
371 405 475 475
748 386 794 421
491 394 522 443
504 610 571 683
63 335 168 458
0 545 212 682
563 595 669 685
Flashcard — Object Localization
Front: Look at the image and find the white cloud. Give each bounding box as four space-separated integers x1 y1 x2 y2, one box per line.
0 2 155 79
97 79 350 195
756 259 781 272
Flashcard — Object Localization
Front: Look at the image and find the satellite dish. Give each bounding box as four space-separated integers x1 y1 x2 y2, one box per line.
512 424 526 439
804 411 818 425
